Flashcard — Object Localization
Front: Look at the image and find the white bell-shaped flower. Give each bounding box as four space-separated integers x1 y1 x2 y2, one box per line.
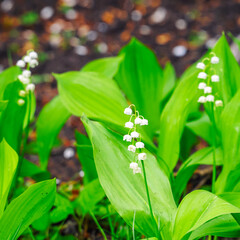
211 75 219 82
16 60 25 68
196 62 205 70
215 100 223 107
17 99 25 106
29 51 38 59
131 131 139 138
211 56 219 64
136 142 144 148
198 72 207 79
206 95 214 102
124 107 133 115
133 167 142 174
140 119 148 126
128 145 136 152
18 75 30 84
138 152 147 160
198 96 206 103
130 162 138 170
125 121 134 128
29 59 38 68
123 134 132 142
204 86 212 94
22 70 31 78
26 83 35 92
134 117 142 124
23 56 31 63
198 82 206 89
19 90 26 97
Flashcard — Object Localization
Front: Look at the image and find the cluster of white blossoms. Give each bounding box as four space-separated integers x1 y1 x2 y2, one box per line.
16 50 38 106
196 54 223 107
123 105 148 174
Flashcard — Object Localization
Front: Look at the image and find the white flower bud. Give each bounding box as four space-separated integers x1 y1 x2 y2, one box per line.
123 134 132 142
134 117 142 124
125 121 134 128
140 119 148 126
211 56 219 64
29 51 38 59
198 82 206 89
18 75 30 84
215 100 223 107
29 59 38 68
124 107 133 115
128 145 136 152
131 131 139 138
136 142 144 148
198 72 207 79
204 86 212 94
22 70 31 78
196 62 205 70
17 99 25 106
16 60 25 68
19 90 26 97
23 56 31 63
26 83 35 92
130 162 138 170
211 75 219 82
206 95 214 102
133 167 142 174
138 152 147 160
198 96 206 103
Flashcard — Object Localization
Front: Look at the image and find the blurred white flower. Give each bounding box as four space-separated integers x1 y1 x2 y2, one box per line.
198 72 207 79
26 83 35 92
123 134 132 142
136 142 144 148
19 90 26 97
131 131 139 138
204 86 212 94
198 82 207 89
140 119 148 126
130 162 138 170
16 60 25 68
138 153 147 160
198 96 206 103
134 117 142 124
206 95 214 102
125 121 134 128
196 62 205 70
215 100 223 107
17 99 25 106
29 51 38 59
128 145 136 152
22 70 31 78
211 75 219 82
124 107 133 115
211 56 219 64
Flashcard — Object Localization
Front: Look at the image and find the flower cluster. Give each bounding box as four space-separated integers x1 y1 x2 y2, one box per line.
123 105 148 174
16 50 38 106
196 54 223 107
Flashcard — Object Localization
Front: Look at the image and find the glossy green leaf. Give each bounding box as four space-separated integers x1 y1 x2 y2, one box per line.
37 96 71 169
20 158 50 181
74 178 105 216
0 81 27 151
75 131 97 184
115 38 176 138
0 139 18 217
50 193 74 223
82 116 177 239
216 89 240 193
0 179 56 240
172 190 240 240
81 56 123 78
55 71 128 128
173 147 222 203
0 66 20 100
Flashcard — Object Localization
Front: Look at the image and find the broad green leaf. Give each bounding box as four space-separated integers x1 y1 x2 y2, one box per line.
37 96 71 169
0 139 18 217
0 179 56 240
115 38 171 137
75 131 97 184
186 112 212 144
82 116 177 239
55 71 128 128
50 193 74 223
81 56 123 78
0 81 27 151
216 89 240 193
0 66 20 100
187 214 240 240
172 190 240 240
74 178 105 216
173 147 222 203
0 100 8 112
20 158 50 181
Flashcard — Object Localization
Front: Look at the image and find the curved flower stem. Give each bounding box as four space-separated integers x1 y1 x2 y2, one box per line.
90 210 107 240
141 160 162 240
